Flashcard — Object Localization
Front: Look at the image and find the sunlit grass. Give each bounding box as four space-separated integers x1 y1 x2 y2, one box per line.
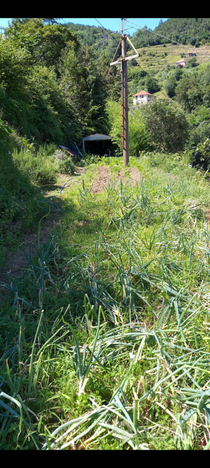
1 153 210 449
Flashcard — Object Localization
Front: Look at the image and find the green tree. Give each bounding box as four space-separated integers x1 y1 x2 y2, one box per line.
145 75 160 94
164 76 176 98
4 18 79 73
186 57 198 68
106 100 151 155
105 100 122 150
59 44 109 137
129 107 152 155
140 99 189 152
175 76 203 112
174 67 183 81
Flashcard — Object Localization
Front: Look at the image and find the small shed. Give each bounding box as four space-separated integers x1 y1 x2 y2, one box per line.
176 59 186 68
82 133 112 156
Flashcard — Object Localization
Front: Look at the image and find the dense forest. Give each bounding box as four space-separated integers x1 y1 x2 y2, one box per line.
0 18 120 147
154 18 210 47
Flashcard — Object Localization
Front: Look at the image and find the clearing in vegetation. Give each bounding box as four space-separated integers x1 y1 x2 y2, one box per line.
1 153 210 450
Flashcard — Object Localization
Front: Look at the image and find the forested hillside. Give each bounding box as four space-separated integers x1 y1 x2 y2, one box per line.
64 18 210 54
64 21 122 60
154 18 210 47
0 18 118 146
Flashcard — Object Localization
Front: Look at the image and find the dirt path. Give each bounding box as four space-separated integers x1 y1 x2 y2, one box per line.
0 166 141 283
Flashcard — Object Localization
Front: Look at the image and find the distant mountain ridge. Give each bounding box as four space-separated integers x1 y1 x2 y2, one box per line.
64 19 210 56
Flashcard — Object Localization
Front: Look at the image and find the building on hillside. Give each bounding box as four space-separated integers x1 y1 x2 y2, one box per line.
132 90 154 106
176 59 186 68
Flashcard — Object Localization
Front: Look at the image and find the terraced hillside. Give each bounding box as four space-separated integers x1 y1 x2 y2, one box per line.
128 43 210 73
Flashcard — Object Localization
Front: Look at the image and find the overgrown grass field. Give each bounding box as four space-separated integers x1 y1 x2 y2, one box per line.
1 152 210 450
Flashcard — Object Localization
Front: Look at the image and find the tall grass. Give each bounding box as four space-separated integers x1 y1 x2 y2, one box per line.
12 142 76 186
1 153 210 449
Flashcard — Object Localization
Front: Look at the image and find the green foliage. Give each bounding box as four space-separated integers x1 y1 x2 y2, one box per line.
140 99 189 152
145 75 160 94
106 100 151 156
4 18 80 71
0 19 110 147
0 125 45 259
64 21 122 61
129 107 152 155
59 44 110 137
155 18 210 46
186 57 198 68
12 147 58 185
175 76 203 112
57 153 75 175
105 100 122 153
132 27 166 48
164 76 177 98
190 137 210 170
174 67 183 81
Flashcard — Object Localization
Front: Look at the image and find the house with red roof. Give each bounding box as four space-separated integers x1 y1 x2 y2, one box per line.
133 90 155 106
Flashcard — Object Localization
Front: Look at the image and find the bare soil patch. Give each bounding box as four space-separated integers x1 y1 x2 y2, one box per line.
90 166 142 194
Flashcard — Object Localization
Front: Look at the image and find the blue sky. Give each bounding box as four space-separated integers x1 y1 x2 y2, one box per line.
0 18 169 33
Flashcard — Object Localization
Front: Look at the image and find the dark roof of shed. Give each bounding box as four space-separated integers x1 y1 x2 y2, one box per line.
82 133 111 141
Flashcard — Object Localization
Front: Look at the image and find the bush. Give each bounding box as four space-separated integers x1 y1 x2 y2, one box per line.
140 99 189 153
190 138 210 170
58 154 75 175
129 107 152 155
12 147 57 185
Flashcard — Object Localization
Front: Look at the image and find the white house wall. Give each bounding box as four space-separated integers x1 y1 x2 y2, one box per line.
133 95 153 105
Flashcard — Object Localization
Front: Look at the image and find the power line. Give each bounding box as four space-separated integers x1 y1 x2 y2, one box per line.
124 19 189 49
124 19 145 31
94 18 120 40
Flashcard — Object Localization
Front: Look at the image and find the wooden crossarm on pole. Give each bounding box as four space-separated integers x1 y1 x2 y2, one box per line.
110 53 139 66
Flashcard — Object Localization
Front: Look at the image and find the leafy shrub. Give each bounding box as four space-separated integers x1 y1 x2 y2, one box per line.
12 147 57 185
129 107 152 155
58 154 75 175
83 153 101 165
189 138 210 170
140 99 189 153
106 100 151 156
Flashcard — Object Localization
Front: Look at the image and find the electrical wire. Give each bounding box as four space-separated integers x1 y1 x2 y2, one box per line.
124 18 189 48
94 18 120 39
123 19 210 67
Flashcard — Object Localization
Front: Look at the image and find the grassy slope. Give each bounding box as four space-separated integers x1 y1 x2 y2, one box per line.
1 154 210 450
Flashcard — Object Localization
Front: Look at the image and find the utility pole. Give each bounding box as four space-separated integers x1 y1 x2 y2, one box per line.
121 23 129 166
110 18 139 166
